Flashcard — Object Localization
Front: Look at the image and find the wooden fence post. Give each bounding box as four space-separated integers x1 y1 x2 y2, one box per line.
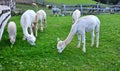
97 4 100 14
80 5 83 15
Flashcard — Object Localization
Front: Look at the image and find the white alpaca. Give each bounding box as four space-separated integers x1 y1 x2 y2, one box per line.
57 15 100 53
20 10 36 45
72 9 81 24
7 21 16 45
34 9 46 36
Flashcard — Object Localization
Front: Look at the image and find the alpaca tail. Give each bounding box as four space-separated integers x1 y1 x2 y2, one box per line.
95 16 100 33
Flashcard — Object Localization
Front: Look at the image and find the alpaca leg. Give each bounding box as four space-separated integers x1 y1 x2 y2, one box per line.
35 24 38 37
96 25 100 48
43 20 45 28
77 33 81 48
36 24 38 37
30 26 34 36
23 28 27 40
44 19 47 28
82 34 86 53
40 21 43 32
91 31 95 47
35 28 38 37
96 32 99 48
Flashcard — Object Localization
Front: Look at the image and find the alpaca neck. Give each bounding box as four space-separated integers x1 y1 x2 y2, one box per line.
24 28 30 37
64 25 76 46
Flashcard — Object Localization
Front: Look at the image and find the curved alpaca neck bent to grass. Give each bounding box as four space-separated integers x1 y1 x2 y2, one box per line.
24 28 31 37
64 25 77 46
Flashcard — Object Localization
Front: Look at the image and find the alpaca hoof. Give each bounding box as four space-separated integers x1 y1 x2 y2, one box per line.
91 44 94 47
96 45 98 48
82 48 86 53
77 45 80 48
40 29 43 32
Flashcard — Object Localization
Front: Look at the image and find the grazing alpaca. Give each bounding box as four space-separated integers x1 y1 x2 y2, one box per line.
57 15 100 53
33 9 46 36
7 21 17 45
20 10 36 45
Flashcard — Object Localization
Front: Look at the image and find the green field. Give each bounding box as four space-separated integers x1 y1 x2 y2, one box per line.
0 13 120 70
46 0 96 4
0 0 120 70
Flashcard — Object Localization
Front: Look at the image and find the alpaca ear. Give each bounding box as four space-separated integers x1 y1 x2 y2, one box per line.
57 38 60 42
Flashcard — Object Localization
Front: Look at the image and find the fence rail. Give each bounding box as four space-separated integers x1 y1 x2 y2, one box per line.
15 0 120 15
60 4 120 15
36 0 120 15
34 0 120 15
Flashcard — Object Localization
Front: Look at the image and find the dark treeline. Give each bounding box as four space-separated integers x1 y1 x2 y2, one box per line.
94 0 119 5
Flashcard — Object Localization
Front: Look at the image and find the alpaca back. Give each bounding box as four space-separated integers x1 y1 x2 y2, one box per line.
76 15 100 32
20 10 36 35
36 10 46 21
21 10 36 28
8 21 16 37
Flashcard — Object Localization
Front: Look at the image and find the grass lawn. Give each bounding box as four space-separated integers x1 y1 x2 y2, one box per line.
0 13 120 70
45 0 96 4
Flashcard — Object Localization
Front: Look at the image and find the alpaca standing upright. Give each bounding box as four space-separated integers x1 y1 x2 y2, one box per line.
37 10 46 32
57 15 100 53
33 9 47 37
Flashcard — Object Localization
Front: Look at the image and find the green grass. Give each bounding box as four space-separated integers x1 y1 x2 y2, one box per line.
0 13 120 70
46 0 96 4
16 3 46 11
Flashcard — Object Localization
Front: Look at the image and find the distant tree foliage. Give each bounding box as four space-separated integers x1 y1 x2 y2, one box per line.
94 0 119 5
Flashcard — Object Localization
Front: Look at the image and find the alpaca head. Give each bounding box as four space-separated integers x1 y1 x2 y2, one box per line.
10 36 15 45
57 38 66 53
26 35 36 46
